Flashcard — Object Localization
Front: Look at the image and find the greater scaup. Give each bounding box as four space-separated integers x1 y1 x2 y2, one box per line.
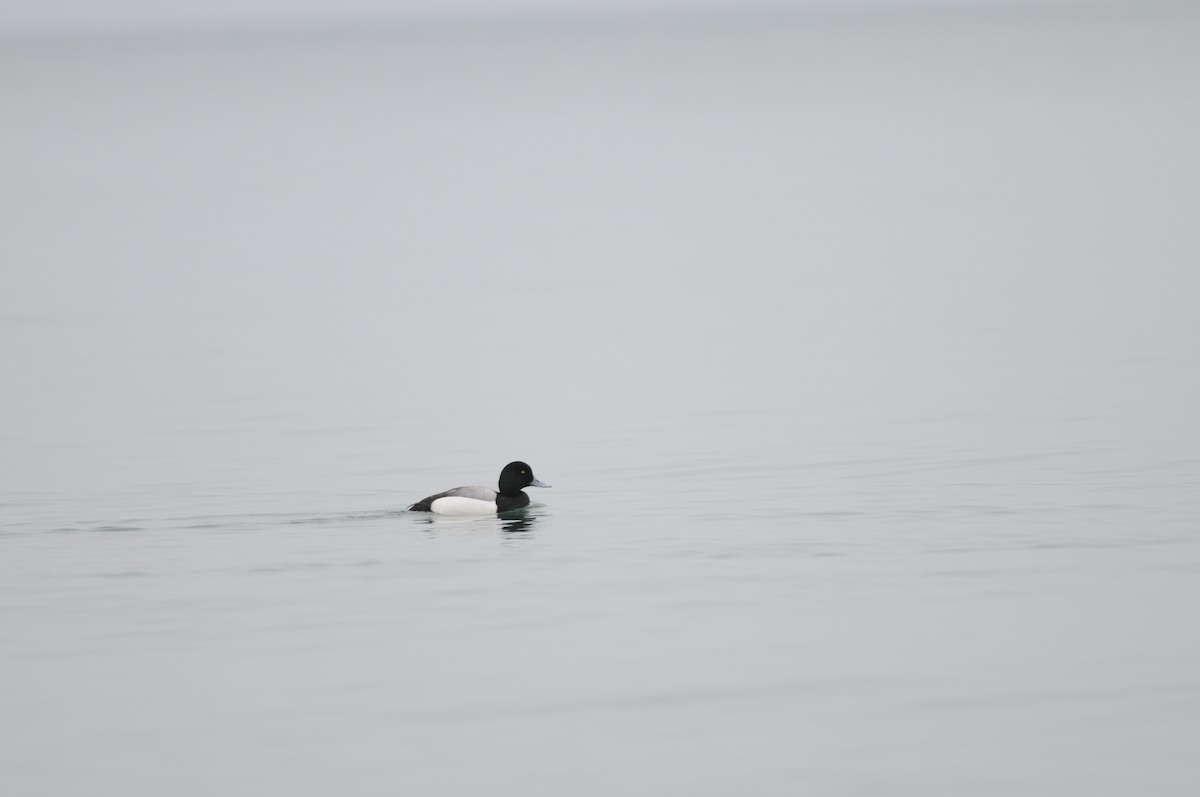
408 461 550 515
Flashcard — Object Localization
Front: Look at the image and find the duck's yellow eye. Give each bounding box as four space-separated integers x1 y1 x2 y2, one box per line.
521 470 526 474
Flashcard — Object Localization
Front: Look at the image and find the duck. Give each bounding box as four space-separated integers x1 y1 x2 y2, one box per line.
408 461 550 515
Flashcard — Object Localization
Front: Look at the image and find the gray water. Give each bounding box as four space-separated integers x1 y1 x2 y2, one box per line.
3 6 1200 795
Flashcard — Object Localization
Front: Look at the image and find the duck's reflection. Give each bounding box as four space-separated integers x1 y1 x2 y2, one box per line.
410 510 539 536
498 510 537 535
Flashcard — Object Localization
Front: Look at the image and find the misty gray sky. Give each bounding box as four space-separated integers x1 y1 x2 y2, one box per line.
0 0 1134 36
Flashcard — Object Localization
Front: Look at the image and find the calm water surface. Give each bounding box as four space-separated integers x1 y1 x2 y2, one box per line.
3 7 1200 795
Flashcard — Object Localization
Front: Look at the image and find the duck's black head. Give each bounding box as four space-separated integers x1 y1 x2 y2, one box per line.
498 461 551 496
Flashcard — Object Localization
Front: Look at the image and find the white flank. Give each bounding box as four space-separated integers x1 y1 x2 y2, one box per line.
429 496 497 516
